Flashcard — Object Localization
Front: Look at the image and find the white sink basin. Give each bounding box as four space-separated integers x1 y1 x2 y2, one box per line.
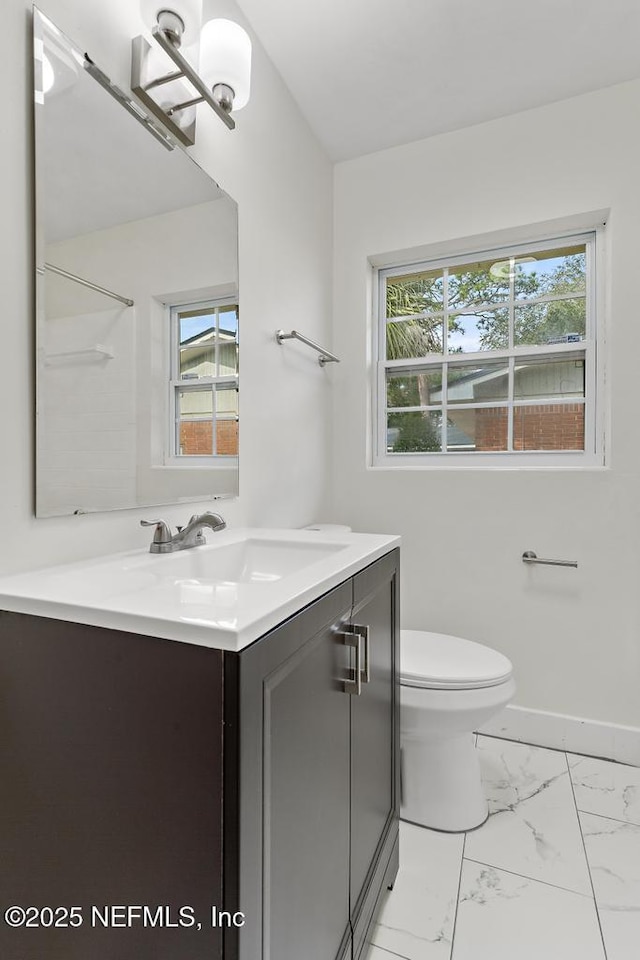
0 528 400 651
149 537 345 584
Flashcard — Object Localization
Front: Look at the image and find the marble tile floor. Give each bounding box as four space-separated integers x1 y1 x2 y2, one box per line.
366 735 640 960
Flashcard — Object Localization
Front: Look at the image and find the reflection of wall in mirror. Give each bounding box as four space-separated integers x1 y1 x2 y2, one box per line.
38 303 136 515
40 195 238 514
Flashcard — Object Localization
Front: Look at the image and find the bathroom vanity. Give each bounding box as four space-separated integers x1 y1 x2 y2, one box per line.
0 530 399 960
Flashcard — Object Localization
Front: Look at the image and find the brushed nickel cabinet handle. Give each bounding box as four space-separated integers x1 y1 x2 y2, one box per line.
352 625 370 684
338 629 362 695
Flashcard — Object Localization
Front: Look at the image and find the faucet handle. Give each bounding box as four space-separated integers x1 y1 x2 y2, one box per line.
140 519 172 544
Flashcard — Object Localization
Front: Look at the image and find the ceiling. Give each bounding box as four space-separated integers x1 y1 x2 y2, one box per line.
235 0 640 161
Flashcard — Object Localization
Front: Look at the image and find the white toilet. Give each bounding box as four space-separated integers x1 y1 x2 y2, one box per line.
400 629 515 832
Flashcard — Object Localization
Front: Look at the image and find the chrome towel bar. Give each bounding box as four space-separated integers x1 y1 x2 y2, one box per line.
522 551 578 568
276 329 340 366
42 263 134 307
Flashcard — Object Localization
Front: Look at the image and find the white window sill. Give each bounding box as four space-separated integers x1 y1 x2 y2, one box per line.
370 453 606 471
155 458 239 470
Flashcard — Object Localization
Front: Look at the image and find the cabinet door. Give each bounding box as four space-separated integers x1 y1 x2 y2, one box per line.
238 583 353 960
349 550 400 957
0 612 225 960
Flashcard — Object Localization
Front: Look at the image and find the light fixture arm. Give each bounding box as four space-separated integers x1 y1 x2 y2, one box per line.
167 94 204 117
150 23 235 131
143 68 184 92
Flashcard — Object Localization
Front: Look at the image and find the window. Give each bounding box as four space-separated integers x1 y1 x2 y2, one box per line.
375 232 601 466
169 298 238 460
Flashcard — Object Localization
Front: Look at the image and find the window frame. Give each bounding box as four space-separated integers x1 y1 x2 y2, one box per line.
373 229 604 468
166 296 239 466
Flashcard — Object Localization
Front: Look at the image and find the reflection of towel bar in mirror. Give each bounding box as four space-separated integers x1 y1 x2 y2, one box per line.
42 263 134 307
275 329 340 366
44 344 115 365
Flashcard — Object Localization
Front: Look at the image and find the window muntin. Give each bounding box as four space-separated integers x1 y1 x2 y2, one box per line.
376 233 597 463
170 299 239 459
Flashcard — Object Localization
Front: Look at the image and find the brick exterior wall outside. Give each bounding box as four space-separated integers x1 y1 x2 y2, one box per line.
473 403 584 451
179 420 238 456
472 407 508 451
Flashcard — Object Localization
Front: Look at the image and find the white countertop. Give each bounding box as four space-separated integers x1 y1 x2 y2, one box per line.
0 528 400 652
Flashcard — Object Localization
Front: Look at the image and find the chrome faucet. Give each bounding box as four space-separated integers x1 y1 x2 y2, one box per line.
140 511 226 554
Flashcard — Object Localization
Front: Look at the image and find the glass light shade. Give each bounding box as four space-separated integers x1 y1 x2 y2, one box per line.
42 53 55 93
39 34 78 98
140 0 203 47
199 19 252 111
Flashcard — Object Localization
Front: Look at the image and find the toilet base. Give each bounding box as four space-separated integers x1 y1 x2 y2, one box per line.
401 733 488 832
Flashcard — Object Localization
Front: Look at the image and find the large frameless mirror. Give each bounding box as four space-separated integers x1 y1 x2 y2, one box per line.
34 8 239 517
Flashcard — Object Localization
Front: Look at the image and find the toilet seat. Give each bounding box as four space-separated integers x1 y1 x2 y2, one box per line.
400 629 513 691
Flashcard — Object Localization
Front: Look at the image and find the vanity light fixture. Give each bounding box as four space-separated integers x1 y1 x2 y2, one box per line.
132 0 252 147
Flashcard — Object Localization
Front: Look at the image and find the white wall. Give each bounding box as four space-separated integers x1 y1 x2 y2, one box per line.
332 81 640 728
0 0 333 572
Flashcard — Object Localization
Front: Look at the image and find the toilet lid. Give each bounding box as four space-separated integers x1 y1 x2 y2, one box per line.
400 629 513 690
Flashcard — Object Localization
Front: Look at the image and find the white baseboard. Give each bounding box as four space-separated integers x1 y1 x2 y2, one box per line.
478 704 640 767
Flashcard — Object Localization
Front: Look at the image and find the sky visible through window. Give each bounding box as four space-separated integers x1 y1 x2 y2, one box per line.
179 309 238 344
447 256 568 353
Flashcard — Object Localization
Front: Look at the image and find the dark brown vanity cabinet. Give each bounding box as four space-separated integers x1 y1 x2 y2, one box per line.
0 549 399 960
